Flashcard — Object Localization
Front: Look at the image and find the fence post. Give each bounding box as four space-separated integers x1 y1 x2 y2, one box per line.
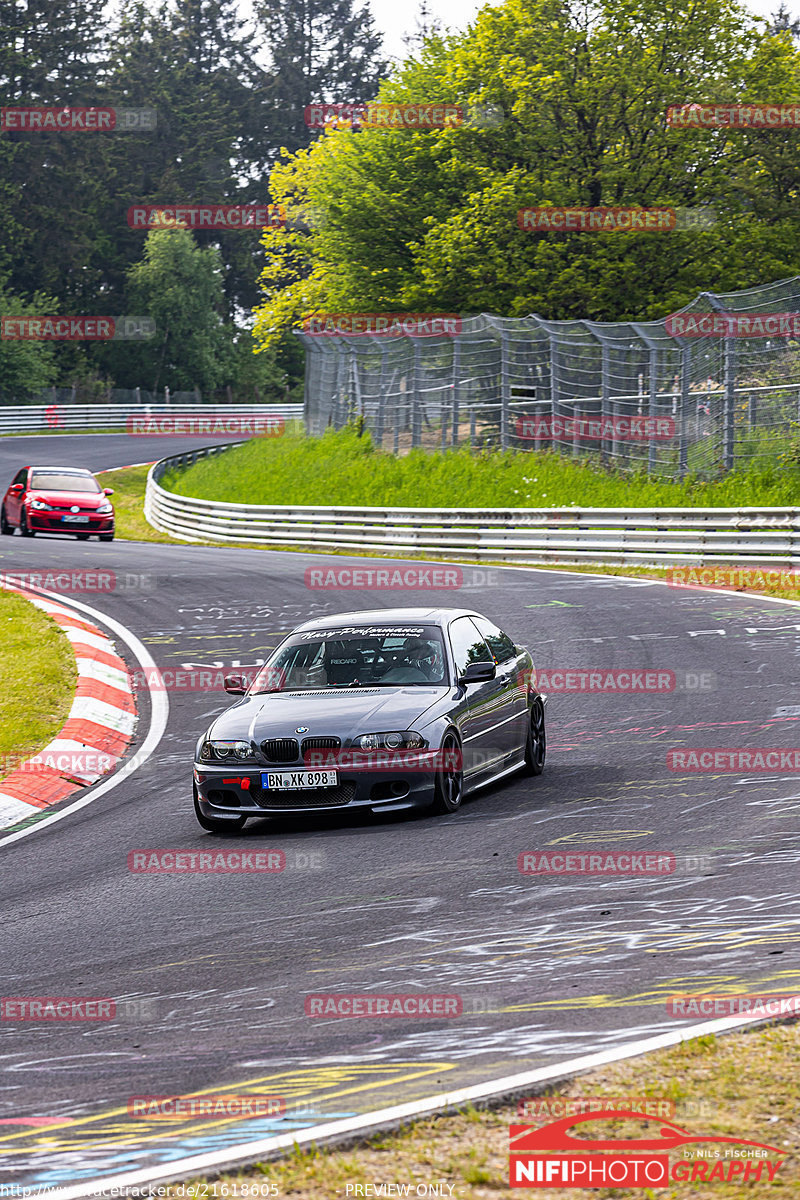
648 348 659 474
723 332 736 471
451 338 460 448
679 345 690 478
548 331 560 454
350 346 363 428
411 340 422 447
748 392 756 429
500 330 510 451
375 342 387 448
470 406 477 450
165 386 170 406
600 342 610 465
135 387 141 406
706 295 735 471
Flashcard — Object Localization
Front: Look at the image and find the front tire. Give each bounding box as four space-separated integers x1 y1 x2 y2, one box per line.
19 510 34 537
0 506 12 535
431 731 464 814
523 699 546 775
193 787 247 834
99 532 114 542
76 533 90 541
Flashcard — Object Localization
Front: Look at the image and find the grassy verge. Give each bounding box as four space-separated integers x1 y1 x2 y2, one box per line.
105 466 800 603
160 1022 798 1199
162 426 800 508
0 590 76 780
97 465 175 543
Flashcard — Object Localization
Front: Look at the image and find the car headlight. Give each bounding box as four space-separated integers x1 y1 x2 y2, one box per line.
199 740 255 761
96 503 113 514
29 500 54 510
352 731 426 751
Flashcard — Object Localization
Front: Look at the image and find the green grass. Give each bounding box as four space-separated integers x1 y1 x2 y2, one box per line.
0 590 76 780
97 465 175 543
161 426 800 508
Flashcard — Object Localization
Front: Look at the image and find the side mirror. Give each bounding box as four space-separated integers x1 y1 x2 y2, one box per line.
8 484 23 495
223 674 247 695
103 487 115 496
459 660 496 685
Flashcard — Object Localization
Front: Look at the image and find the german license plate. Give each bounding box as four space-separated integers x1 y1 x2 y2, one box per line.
262 769 338 790
62 514 90 524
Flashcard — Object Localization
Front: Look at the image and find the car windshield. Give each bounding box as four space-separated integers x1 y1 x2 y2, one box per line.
29 472 100 493
250 625 449 692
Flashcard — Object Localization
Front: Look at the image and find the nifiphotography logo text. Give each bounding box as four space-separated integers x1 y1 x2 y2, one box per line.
508 1109 786 1187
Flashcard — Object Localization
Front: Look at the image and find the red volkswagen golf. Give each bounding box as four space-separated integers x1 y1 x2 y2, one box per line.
0 466 115 540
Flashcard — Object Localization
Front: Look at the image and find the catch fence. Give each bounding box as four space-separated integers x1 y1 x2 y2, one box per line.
299 275 800 477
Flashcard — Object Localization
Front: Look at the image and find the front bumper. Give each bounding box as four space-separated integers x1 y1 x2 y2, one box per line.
28 511 114 534
194 761 437 817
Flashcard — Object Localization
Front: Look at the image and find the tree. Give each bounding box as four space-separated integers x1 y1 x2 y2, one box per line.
0 275 58 402
255 0 389 153
0 0 114 308
253 0 800 334
110 229 233 392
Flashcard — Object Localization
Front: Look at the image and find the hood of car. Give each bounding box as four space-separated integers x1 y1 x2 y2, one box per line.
209 687 449 742
26 489 107 508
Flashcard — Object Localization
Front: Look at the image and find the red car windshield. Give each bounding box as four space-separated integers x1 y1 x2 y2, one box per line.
28 472 100 493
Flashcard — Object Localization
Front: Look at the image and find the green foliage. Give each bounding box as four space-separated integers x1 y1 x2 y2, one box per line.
113 229 233 392
161 425 800 507
0 276 58 402
0 0 389 393
254 0 800 339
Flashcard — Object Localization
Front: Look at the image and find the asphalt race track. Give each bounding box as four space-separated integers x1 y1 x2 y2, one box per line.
2 434 800 1189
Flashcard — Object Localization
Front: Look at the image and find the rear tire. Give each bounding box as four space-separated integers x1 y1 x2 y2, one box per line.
431 731 463 814
523 700 546 776
76 533 90 541
193 787 247 834
19 510 34 537
0 506 12 535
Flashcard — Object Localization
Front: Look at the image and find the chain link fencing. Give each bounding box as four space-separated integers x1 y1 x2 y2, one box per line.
299 275 800 477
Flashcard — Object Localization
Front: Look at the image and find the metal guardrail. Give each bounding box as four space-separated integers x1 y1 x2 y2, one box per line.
0 403 303 435
145 443 800 566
